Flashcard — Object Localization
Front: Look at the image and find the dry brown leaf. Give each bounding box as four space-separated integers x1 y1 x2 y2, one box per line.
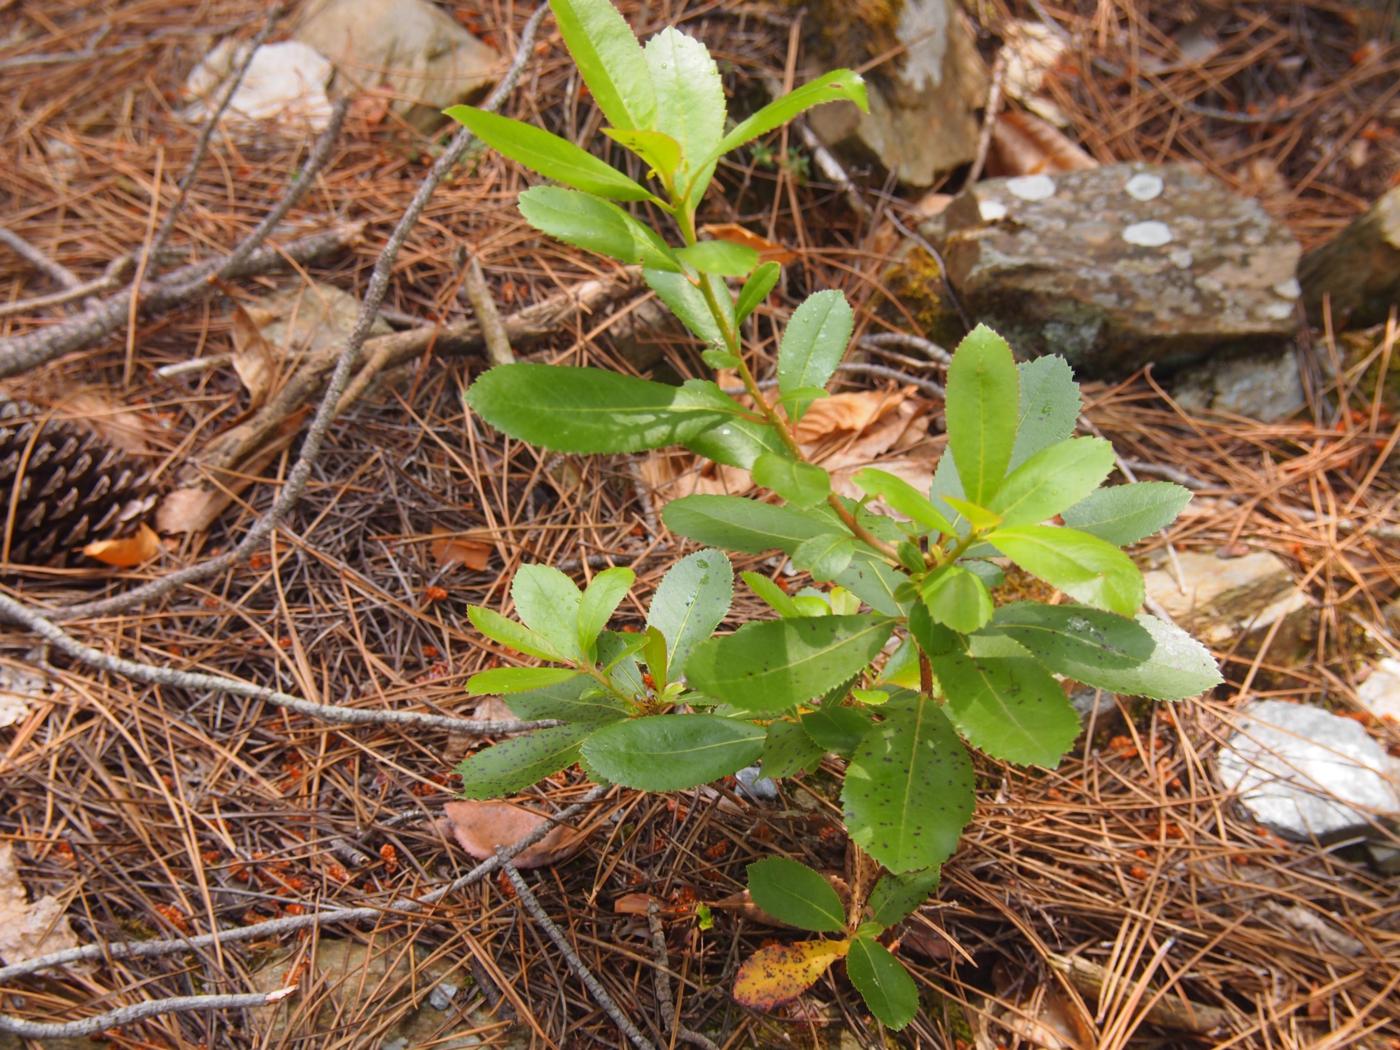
988 110 1096 177
49 388 157 455
0 843 86 968
82 522 160 567
231 301 280 407
640 387 940 506
441 800 588 869
429 529 493 571
471 696 518 723
699 223 798 265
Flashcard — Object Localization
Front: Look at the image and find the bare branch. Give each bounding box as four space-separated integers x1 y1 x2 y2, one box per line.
0 990 292 1040
0 592 555 736
0 226 81 290
502 858 660 1050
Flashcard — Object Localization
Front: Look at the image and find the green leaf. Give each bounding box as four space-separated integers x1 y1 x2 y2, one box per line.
989 437 1115 526
701 348 740 369
513 564 585 662
518 186 677 270
748 857 847 933
736 261 781 324
642 625 669 688
907 603 961 659
455 724 589 798
846 936 918 1030
742 571 802 618
580 714 763 790
986 525 1143 615
646 548 733 677
867 869 940 926
982 602 1222 700
686 615 893 712
645 27 725 185
833 554 911 617
467 605 565 662
762 718 825 777
664 494 839 554
946 324 1019 505
777 291 853 424
1009 355 1081 470
444 106 653 201
1061 482 1192 546
941 496 1002 533
932 653 1080 766
843 697 974 872
677 239 758 277
468 365 733 453
578 566 635 655
548 0 654 130
602 127 683 182
751 452 831 508
597 631 646 696
643 268 724 345
505 675 629 724
466 666 581 695
711 69 868 161
853 468 956 536
673 380 785 469
801 705 871 757
920 565 993 634
792 533 857 582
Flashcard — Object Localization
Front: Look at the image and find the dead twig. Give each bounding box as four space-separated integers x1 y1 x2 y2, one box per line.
502 856 660 1050
647 901 721 1050
0 99 349 380
145 3 293 272
966 47 1008 185
0 255 135 320
0 225 82 290
461 256 516 366
0 592 554 736
0 990 294 1040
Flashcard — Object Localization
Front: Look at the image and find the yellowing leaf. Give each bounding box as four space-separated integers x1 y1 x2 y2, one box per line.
733 938 849 1011
82 523 160 567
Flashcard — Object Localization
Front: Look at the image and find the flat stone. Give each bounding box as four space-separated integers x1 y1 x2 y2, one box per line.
1143 550 1310 654
1173 349 1305 422
1357 658 1400 723
1216 699 1399 841
293 0 499 133
802 0 987 186
183 40 334 134
927 163 1301 376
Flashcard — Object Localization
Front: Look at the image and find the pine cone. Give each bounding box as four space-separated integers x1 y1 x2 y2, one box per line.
1 397 157 564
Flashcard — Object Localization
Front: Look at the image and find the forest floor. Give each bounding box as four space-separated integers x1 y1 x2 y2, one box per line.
1 1 1398 1047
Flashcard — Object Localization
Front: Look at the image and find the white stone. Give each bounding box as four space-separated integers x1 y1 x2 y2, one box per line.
183 40 334 132
1125 172 1164 201
1007 174 1056 201
1122 220 1173 247
1169 248 1194 269
1217 699 1400 840
1273 278 1302 299
1357 658 1400 723
1144 550 1308 646
978 198 1009 221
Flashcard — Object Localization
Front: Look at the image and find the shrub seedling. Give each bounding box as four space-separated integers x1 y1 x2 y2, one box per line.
448 0 1220 1030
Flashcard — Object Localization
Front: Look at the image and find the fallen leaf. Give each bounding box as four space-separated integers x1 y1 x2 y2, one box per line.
0 659 55 729
640 386 940 506
441 800 588 869
471 696 518 723
231 301 280 407
712 873 851 928
429 529 493 571
82 522 160 567
700 223 798 265
612 892 658 915
733 939 849 1011
0 842 86 968
988 110 1096 177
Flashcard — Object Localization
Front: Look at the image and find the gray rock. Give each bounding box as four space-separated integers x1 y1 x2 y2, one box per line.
734 764 779 802
1216 699 1400 841
293 0 499 133
1173 349 1305 422
1142 550 1310 656
927 163 1300 376
1357 658 1400 724
803 0 987 186
428 980 459 1011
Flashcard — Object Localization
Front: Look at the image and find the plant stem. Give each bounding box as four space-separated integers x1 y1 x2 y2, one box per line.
673 212 900 562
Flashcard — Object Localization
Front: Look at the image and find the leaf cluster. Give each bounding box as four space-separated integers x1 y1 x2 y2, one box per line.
448 0 1222 1029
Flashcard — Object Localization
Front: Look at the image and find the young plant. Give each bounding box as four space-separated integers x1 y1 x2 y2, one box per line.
449 0 1221 1029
